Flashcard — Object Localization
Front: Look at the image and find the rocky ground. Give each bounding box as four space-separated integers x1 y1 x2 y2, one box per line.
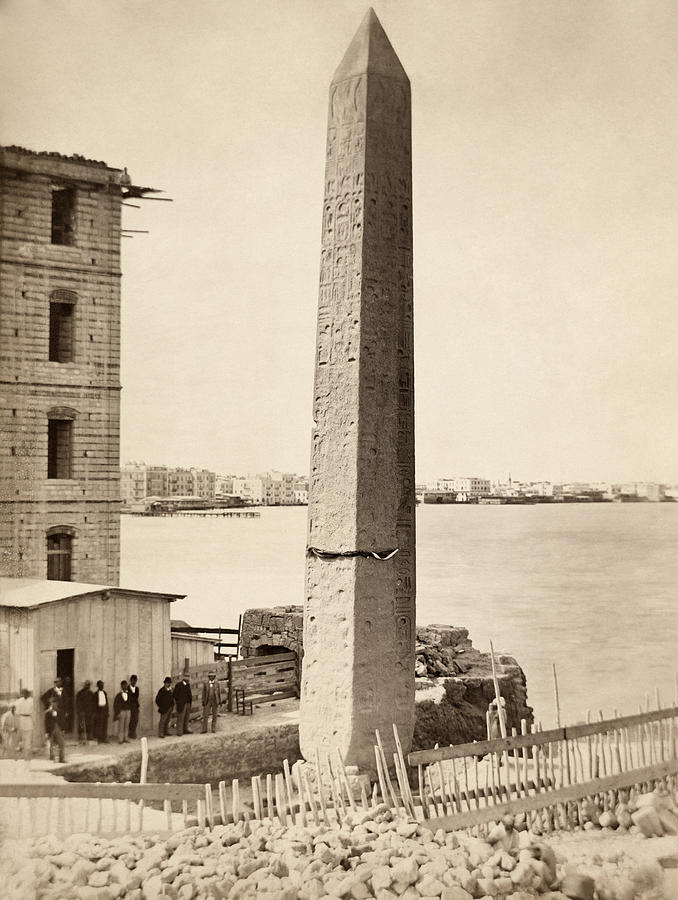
2 798 677 900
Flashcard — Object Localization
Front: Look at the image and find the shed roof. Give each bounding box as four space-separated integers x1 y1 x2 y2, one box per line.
0 578 185 610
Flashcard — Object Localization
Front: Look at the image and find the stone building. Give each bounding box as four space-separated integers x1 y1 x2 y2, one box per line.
146 465 169 498
120 462 147 508
0 145 149 583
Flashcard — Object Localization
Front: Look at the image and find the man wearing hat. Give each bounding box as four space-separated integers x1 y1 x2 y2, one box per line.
76 680 95 744
155 677 174 738
173 674 192 736
41 679 66 763
201 671 222 734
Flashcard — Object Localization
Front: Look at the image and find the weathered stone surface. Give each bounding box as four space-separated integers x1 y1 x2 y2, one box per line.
300 9 416 771
0 145 126 584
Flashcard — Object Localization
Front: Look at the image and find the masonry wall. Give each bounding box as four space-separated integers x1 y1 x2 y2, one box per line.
0 147 124 583
240 606 304 658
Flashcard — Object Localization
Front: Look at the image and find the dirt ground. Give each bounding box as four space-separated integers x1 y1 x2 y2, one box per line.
2 696 300 774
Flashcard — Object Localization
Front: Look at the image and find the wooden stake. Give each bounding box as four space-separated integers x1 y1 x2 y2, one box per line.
445 767 458 814
164 799 172 831
375 730 399 809
326 752 346 822
393 724 415 811
266 774 273 821
511 727 522 797
275 773 288 825
251 776 263 820
462 755 473 812
314 748 328 823
231 778 241 821
302 768 319 826
139 736 148 826
552 663 561 728
282 760 296 825
489 641 507 737
417 763 430 818
293 762 307 826
394 752 415 818
335 749 357 811
520 720 529 796
218 781 227 824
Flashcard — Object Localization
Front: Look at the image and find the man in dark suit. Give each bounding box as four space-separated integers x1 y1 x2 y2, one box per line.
93 680 109 743
201 671 222 734
41 679 66 762
76 680 95 744
113 680 132 744
127 674 140 739
173 675 192 735
155 677 174 738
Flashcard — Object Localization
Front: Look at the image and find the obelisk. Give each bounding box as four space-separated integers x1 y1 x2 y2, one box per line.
300 8 416 772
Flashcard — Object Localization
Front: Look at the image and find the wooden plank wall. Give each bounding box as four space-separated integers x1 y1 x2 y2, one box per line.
32 592 171 734
0 607 33 698
171 634 215 671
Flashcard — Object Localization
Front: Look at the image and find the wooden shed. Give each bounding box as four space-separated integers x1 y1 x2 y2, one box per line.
0 578 184 739
171 632 217 672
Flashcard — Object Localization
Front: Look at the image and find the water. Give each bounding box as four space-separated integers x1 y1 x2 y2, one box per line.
121 503 678 728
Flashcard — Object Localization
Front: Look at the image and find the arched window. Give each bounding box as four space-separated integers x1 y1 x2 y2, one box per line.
46 526 75 581
49 290 77 362
47 407 77 479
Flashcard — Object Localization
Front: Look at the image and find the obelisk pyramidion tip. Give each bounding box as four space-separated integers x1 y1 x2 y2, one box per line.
332 7 409 84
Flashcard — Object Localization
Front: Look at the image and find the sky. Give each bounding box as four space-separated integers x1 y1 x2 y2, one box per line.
2 0 678 484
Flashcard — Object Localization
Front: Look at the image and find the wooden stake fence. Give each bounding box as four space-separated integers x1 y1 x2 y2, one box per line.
3 703 677 840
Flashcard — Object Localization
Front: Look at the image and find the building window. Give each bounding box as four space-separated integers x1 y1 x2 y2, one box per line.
47 531 72 581
48 418 73 479
48 291 77 362
51 187 76 245
49 303 74 361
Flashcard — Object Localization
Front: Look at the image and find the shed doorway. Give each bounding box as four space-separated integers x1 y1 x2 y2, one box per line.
56 648 75 733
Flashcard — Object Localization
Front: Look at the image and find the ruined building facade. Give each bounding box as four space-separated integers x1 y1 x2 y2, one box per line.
0 146 129 584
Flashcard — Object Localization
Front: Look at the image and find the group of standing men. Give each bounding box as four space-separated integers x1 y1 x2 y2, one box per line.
1 670 223 763
155 672 222 737
40 675 141 762
0 689 34 759
74 675 141 746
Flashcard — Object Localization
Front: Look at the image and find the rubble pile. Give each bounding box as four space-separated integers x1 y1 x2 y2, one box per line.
1 790 675 900
412 626 533 751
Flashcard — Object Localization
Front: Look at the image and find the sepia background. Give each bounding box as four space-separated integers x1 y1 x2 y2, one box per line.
2 0 677 484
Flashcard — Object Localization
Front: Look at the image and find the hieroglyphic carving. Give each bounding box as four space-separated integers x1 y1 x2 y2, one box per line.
301 11 416 772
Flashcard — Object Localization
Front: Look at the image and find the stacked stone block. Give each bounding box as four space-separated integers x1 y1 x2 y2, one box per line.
239 606 304 658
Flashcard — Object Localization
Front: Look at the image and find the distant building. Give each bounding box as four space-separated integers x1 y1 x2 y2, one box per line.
190 468 216 500
215 474 234 497
262 471 296 505
121 462 147 508
294 478 309 505
232 476 265 506
146 465 169 497
437 476 491 498
168 467 193 497
0 145 151 584
619 482 664 502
